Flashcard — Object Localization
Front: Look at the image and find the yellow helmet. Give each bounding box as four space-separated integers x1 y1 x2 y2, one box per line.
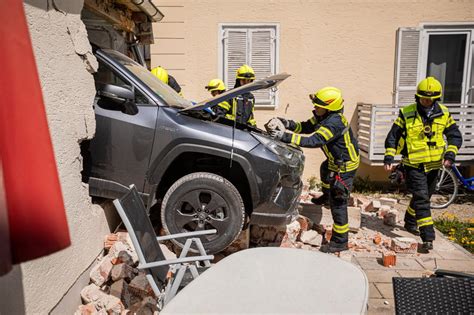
416 76 442 100
236 64 255 80
205 79 226 92
151 66 169 84
309 87 344 111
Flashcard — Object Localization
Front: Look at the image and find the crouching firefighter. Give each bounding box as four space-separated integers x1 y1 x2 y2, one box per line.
204 79 232 117
383 77 462 252
268 87 360 253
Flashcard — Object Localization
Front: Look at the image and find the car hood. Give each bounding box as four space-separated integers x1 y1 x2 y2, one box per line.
180 73 291 112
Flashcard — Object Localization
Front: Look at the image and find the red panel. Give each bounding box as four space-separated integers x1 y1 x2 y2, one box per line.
0 0 71 264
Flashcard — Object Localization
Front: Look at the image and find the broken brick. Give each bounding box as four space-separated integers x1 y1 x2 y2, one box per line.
74 303 97 315
299 230 322 246
373 233 382 245
323 228 332 244
382 251 397 267
104 234 118 250
296 215 312 232
111 263 135 282
378 205 391 218
128 274 154 298
383 210 399 227
364 200 381 212
110 279 131 308
90 257 114 287
390 237 418 254
379 197 398 207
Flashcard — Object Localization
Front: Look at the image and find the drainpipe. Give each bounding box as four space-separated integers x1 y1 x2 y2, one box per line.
132 0 164 22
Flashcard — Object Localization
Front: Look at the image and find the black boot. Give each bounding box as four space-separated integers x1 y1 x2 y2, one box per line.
311 193 329 206
321 241 349 253
421 241 433 252
404 224 420 236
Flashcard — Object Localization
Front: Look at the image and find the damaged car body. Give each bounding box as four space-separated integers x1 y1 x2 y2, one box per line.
84 49 305 253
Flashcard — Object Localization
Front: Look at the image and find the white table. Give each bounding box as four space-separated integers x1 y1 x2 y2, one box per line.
162 247 368 314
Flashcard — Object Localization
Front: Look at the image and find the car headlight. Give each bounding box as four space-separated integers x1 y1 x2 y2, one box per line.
253 133 303 167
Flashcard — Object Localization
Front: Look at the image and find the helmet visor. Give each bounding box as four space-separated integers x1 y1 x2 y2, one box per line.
309 93 328 107
238 72 255 79
417 90 441 98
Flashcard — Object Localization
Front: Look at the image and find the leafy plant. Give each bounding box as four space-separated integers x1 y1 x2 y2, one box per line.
307 176 321 191
434 213 474 254
352 175 383 193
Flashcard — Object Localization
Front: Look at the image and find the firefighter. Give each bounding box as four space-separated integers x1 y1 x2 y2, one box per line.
204 79 232 117
383 76 462 252
268 87 360 253
230 64 257 126
151 66 182 94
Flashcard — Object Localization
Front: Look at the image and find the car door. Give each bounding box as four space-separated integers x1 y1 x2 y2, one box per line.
89 59 158 194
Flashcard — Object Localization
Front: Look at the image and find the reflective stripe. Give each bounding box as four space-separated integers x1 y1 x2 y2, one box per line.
344 132 358 161
248 118 257 126
316 126 333 141
328 159 359 173
406 206 416 217
385 147 396 157
310 117 317 125
218 101 231 111
417 216 433 228
322 145 334 162
333 223 349 234
321 181 330 189
291 133 301 145
394 117 404 128
446 145 458 155
294 122 302 133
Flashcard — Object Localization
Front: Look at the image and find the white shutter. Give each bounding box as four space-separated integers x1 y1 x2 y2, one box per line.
250 29 275 105
223 29 247 91
394 28 421 104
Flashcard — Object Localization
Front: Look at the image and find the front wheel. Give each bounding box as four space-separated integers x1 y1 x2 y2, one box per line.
161 172 245 254
431 167 458 209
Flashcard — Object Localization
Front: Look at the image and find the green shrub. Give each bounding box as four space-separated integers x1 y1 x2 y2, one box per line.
434 213 474 254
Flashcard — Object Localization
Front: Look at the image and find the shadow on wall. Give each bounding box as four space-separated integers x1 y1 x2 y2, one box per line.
24 0 83 14
0 266 26 314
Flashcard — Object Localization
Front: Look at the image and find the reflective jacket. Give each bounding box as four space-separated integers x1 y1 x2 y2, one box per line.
384 102 462 172
221 92 256 126
282 112 359 173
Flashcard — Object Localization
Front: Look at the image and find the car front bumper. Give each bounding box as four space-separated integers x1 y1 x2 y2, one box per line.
250 180 302 226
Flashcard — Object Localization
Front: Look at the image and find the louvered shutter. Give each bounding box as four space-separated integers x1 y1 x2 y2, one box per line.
250 29 275 105
223 29 247 92
394 28 421 104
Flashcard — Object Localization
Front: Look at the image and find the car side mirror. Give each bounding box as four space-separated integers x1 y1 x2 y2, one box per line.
98 84 134 104
96 84 138 115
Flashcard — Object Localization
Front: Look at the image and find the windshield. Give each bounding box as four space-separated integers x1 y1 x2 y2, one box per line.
102 49 192 108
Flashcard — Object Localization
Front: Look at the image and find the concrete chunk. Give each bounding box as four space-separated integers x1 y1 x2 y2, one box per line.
365 200 381 212
300 230 322 246
390 237 418 254
379 197 398 207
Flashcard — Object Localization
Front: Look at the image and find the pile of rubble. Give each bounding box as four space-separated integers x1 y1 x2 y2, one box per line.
252 191 423 267
75 232 165 315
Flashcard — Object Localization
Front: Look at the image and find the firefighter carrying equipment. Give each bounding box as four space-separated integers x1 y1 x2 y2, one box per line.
205 79 226 92
309 87 344 112
151 66 169 84
236 64 256 80
416 76 442 100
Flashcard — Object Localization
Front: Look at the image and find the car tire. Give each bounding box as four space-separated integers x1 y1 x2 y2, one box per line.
161 172 245 254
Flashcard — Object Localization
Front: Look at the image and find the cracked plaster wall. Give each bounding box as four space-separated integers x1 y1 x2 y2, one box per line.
0 1 110 314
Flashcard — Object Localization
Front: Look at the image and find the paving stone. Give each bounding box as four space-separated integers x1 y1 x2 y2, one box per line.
348 206 361 232
374 283 394 299
436 248 472 260
365 270 399 283
415 257 438 270
435 259 474 273
379 197 398 207
367 298 395 315
396 270 425 278
355 257 424 271
369 283 382 299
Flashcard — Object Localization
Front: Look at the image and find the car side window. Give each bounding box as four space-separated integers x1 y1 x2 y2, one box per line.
94 61 151 107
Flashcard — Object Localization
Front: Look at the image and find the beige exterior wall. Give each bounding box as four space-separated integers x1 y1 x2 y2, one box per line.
0 1 110 314
152 0 474 182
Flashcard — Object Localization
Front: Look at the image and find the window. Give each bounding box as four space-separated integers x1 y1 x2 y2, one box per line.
394 24 474 104
220 24 279 107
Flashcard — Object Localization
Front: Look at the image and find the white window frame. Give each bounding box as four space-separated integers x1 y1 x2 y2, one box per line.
218 23 280 108
418 23 474 103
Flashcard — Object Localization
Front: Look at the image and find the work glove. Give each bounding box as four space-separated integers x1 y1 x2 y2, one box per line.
443 152 455 168
277 117 290 129
269 128 284 140
264 117 286 133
